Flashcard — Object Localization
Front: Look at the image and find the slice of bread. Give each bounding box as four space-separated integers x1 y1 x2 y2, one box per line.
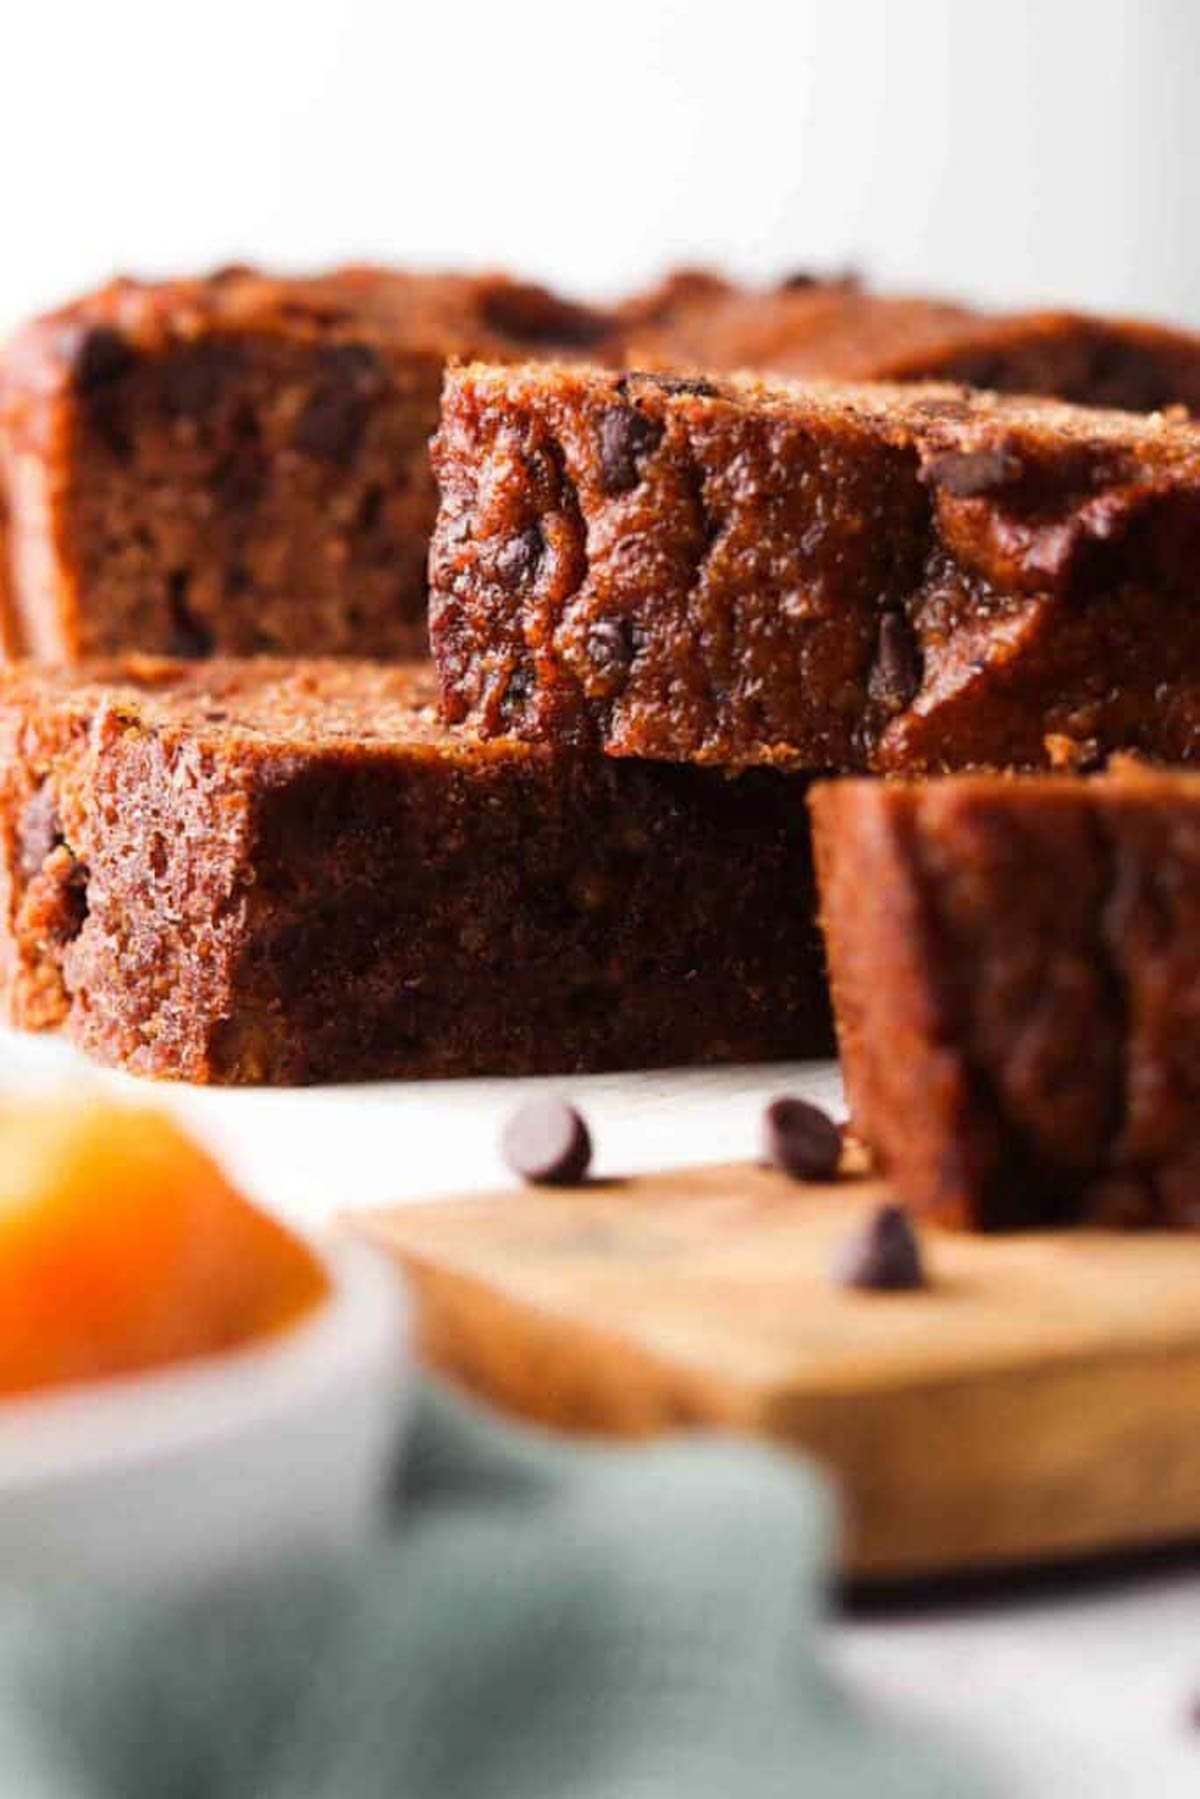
432 362 1200 770
0 267 617 661
0 656 827 1082
812 766 1200 1229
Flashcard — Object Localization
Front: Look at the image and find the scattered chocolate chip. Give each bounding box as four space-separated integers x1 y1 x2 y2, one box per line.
500 663 534 721
869 611 922 714
212 402 266 505
905 394 975 425
501 1098 592 1186
72 326 137 393
762 1096 842 1181
655 374 718 398
293 396 364 463
322 342 383 385
356 484 385 535
162 343 245 416
596 404 663 495
621 370 719 400
57 860 89 941
33 844 88 945
924 446 1024 497
778 267 860 293
17 786 63 879
165 570 215 659
835 1204 925 1291
586 617 636 680
293 343 382 464
494 525 543 588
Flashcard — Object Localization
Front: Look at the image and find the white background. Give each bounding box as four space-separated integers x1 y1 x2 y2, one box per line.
3 0 1199 334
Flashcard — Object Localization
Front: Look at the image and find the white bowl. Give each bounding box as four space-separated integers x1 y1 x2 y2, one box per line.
0 1238 410 1594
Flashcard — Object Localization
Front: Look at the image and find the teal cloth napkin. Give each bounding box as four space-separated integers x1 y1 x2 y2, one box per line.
0 1386 986 1797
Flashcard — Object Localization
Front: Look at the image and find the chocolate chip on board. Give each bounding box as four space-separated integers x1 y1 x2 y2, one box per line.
834 1204 926 1291
501 1097 592 1186
762 1096 842 1181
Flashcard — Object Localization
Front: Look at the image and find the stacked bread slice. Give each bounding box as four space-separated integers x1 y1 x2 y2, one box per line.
426 358 1200 1227
3 263 1200 1231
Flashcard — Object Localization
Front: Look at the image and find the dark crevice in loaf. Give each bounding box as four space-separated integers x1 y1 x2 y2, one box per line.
165 570 215 659
504 430 588 733
594 401 663 495
9 780 90 1032
893 800 1014 1228
679 447 728 724
16 784 90 939
867 610 923 721
541 433 586 556
897 798 1087 1230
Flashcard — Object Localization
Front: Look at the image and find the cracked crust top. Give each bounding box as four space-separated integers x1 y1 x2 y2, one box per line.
430 361 1200 773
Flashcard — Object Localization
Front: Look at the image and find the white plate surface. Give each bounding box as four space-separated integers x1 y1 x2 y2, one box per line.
1 1028 1197 1794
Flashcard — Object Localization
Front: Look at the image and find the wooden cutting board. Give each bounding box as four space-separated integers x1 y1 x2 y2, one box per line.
348 1161 1200 1579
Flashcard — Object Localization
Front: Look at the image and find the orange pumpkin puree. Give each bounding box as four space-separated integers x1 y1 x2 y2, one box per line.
0 1098 328 1396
